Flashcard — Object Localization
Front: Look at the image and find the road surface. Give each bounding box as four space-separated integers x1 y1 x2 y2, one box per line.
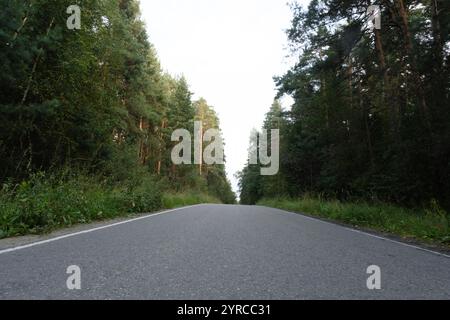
1 204 449 299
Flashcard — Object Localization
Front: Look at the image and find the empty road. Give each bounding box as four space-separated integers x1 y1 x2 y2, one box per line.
1 204 449 299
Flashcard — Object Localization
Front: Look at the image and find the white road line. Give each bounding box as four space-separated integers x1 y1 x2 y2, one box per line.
264 206 450 259
0 205 202 255
3 204 448 259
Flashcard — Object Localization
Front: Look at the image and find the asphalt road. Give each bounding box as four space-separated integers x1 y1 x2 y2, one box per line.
0 204 449 299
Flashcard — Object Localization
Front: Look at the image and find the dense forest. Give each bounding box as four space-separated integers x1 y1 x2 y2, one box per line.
239 0 450 210
0 0 235 237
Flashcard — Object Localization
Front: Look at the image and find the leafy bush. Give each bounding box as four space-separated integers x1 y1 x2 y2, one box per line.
117 176 163 213
0 171 164 238
0 169 226 239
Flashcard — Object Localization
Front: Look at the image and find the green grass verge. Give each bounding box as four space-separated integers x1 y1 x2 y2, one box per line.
258 196 450 245
0 172 221 239
162 193 221 209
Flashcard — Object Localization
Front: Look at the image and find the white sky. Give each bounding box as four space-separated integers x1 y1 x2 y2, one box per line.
140 0 309 194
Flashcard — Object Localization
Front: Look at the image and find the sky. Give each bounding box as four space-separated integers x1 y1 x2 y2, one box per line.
140 0 309 194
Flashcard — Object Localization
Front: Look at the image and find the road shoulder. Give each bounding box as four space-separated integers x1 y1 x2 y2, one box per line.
259 205 450 257
0 207 196 252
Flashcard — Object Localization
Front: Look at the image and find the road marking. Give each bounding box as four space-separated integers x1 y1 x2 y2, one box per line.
265 206 450 259
2 204 448 259
0 205 202 255
342 227 450 258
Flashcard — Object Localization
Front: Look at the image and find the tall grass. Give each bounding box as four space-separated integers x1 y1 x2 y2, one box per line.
258 195 450 244
162 193 221 209
0 171 221 239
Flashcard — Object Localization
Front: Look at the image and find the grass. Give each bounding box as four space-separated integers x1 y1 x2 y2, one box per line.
258 195 450 245
162 192 221 209
0 172 221 239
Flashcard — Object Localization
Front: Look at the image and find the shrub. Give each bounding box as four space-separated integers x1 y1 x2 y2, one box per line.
0 170 164 238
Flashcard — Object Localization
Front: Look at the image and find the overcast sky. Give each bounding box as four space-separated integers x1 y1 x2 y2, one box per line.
140 0 309 194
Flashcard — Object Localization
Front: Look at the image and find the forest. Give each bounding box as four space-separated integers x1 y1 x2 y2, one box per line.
239 1 450 219
0 0 235 238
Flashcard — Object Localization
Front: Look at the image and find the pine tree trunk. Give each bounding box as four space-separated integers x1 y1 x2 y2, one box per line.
12 2 33 41
374 28 396 137
21 17 55 105
347 57 353 109
431 0 443 74
359 82 375 168
395 0 432 132
157 119 166 175
139 117 144 164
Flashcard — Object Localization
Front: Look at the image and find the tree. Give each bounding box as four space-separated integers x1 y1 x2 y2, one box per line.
241 0 450 209
0 0 235 203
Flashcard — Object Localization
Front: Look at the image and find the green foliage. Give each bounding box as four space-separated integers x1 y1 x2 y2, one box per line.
0 170 162 238
238 100 287 204
0 167 229 239
0 0 236 239
240 1 450 211
258 196 450 244
162 193 221 209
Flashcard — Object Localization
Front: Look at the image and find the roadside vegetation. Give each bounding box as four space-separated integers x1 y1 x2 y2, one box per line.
0 1 235 239
163 193 220 209
0 169 221 239
239 1 450 210
258 196 450 245
238 2 450 246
